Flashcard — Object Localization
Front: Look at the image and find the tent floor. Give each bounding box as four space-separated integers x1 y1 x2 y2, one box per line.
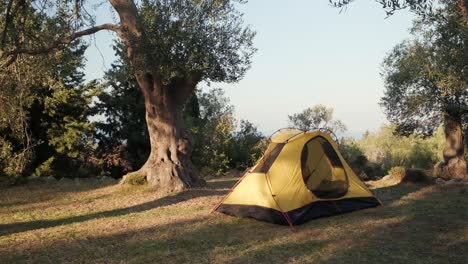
216 196 381 225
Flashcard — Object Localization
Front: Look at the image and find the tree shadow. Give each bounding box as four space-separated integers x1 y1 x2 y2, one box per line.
371 182 428 204
2 179 465 263
5 184 464 264
0 181 118 208
0 213 289 263
0 188 225 237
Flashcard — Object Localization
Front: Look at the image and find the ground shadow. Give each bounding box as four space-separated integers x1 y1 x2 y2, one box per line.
2 180 465 263
3 185 465 264
0 188 225 237
0 180 118 208
371 182 428 204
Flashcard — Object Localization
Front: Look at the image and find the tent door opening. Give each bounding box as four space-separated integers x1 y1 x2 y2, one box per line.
301 136 349 199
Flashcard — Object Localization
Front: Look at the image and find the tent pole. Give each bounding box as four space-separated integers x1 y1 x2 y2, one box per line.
264 173 296 232
210 169 251 214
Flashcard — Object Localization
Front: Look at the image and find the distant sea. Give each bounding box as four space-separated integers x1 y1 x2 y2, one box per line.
261 129 367 140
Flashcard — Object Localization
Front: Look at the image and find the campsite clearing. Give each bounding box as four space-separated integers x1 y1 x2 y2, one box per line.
0 178 467 264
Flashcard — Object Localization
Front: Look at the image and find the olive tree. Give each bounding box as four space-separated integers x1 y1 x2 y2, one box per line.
288 104 347 135
0 0 255 194
381 0 467 179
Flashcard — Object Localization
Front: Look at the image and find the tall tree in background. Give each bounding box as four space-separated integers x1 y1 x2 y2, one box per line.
381 0 467 179
0 1 255 194
94 43 149 176
0 41 99 179
288 105 347 135
192 88 235 175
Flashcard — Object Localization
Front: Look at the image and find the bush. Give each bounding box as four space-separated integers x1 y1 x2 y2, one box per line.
389 166 406 180
121 173 147 185
357 125 444 171
362 162 386 178
32 157 55 177
388 166 429 183
208 150 230 176
403 168 429 183
339 140 365 166
0 137 33 179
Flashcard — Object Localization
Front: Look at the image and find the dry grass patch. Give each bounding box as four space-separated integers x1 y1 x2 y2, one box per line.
0 178 467 263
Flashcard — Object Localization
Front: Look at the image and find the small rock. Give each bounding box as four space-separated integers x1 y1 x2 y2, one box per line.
42 176 56 182
435 178 446 185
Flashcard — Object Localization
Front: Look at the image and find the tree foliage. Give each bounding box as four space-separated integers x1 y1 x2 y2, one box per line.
137 0 256 83
0 1 257 189
0 42 99 179
381 0 467 137
228 120 265 170
94 43 149 175
330 0 443 16
288 104 347 135
340 125 446 177
95 44 264 178
0 0 103 66
192 88 265 175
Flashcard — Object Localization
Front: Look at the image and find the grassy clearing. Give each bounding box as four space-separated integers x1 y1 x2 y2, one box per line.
0 178 467 264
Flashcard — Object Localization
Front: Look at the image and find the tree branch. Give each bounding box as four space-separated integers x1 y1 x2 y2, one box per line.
1 23 121 68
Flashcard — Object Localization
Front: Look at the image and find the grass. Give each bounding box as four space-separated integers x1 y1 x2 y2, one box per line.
0 177 467 264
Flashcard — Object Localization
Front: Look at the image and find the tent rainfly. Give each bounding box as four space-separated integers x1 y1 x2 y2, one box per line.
212 129 382 229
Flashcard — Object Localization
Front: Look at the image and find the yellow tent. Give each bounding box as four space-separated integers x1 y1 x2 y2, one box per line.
212 129 381 227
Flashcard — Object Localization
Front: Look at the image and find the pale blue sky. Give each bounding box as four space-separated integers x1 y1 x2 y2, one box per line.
83 0 415 137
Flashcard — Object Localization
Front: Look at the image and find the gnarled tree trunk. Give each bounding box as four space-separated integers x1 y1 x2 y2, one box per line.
133 75 203 192
111 0 203 193
434 111 467 180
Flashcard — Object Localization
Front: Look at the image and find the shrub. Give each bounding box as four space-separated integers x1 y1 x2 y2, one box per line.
362 162 386 178
122 173 147 185
403 168 429 183
357 125 444 171
389 166 406 180
388 166 429 183
32 157 55 177
339 140 365 165
208 150 230 176
0 137 33 179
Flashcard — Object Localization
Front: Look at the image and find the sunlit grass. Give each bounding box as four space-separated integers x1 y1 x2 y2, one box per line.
0 178 467 263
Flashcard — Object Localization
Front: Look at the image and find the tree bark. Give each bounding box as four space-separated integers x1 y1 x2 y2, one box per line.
110 0 204 192
434 111 467 180
458 0 468 17
126 75 202 192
